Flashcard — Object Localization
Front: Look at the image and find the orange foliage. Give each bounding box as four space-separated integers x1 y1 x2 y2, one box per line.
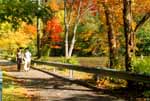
45 17 63 48
48 0 59 11
46 17 62 35
133 0 150 14
23 23 36 35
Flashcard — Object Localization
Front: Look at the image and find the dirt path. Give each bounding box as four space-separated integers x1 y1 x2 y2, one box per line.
1 59 127 101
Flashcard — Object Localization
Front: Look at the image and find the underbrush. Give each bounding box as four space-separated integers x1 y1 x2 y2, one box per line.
2 72 38 101
132 56 150 75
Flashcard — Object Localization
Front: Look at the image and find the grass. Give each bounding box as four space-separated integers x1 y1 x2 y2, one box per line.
34 64 93 80
35 56 108 80
2 72 39 101
132 56 150 75
37 56 109 67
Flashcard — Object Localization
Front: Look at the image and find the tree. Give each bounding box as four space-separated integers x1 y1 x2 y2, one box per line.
96 0 123 68
0 0 52 57
75 15 103 56
0 22 36 55
64 0 97 58
41 17 63 56
102 1 118 68
96 0 150 69
123 0 150 71
123 0 133 71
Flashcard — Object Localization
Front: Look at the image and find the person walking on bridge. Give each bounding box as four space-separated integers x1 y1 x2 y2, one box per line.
24 48 31 72
16 48 23 71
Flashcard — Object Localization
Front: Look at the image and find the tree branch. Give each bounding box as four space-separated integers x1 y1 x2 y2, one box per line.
79 0 93 18
134 13 150 32
68 0 75 25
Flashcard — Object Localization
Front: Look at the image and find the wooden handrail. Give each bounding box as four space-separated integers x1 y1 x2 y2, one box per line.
32 60 150 83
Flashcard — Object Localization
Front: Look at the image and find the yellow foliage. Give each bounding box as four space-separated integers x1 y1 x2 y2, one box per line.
55 10 64 24
82 31 93 41
3 87 28 96
0 22 36 51
0 30 34 50
131 21 136 30
48 0 59 11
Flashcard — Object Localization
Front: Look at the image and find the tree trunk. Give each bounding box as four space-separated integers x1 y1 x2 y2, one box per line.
37 15 41 59
65 26 69 58
68 24 78 57
123 0 133 72
103 3 118 68
37 0 41 59
64 0 69 58
64 0 82 59
123 0 136 88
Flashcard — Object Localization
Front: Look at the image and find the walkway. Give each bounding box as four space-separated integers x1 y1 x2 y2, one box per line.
1 59 126 101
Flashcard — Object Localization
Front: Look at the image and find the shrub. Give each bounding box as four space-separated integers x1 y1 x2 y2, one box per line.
132 56 150 75
59 56 79 65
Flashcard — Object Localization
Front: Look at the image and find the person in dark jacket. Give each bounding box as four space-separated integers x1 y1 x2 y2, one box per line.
16 48 23 71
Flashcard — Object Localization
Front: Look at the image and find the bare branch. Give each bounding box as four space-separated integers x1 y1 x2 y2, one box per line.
134 13 150 32
68 0 75 25
79 0 94 18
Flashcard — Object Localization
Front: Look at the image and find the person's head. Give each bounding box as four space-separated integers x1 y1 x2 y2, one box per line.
17 48 22 52
25 48 29 52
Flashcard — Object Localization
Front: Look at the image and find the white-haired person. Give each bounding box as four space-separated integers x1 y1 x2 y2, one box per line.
24 48 31 72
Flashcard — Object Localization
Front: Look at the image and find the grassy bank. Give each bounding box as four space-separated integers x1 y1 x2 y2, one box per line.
2 72 39 101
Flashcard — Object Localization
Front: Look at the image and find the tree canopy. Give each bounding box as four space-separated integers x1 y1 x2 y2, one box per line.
0 0 52 29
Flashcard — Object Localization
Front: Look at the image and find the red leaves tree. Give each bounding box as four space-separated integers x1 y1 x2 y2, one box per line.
41 17 63 49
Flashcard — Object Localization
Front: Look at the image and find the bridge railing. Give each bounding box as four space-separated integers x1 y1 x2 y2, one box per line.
2 54 149 83
31 60 150 83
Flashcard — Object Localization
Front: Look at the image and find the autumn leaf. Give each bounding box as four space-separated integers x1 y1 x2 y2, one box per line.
43 17 63 48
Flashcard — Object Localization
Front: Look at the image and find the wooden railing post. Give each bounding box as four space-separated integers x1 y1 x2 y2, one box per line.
53 67 56 73
96 67 100 80
69 69 73 79
42 65 45 69
97 74 100 80
34 63 37 67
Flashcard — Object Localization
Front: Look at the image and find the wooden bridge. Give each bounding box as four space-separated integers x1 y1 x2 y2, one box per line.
0 58 149 100
32 60 150 83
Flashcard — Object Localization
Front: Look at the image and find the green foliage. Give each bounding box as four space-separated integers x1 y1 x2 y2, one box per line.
59 56 79 65
0 0 52 29
75 15 107 56
77 15 100 34
136 21 150 56
132 56 150 74
40 56 49 61
41 45 51 57
143 90 150 97
27 40 37 56
3 94 29 101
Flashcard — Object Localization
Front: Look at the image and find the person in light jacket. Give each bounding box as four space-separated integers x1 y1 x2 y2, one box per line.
24 48 31 72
